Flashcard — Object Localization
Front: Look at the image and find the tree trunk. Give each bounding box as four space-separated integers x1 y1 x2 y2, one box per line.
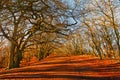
8 41 15 69
14 51 22 68
8 41 23 69
96 46 102 59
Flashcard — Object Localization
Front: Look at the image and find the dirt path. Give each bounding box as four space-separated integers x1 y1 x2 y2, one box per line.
0 55 120 80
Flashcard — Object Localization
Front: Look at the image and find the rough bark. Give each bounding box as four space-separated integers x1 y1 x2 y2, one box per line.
8 41 15 69
8 41 23 69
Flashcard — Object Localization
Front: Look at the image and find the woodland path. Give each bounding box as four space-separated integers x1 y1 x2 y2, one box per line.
0 55 120 80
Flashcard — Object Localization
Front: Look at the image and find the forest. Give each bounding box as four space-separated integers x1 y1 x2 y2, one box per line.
0 0 120 79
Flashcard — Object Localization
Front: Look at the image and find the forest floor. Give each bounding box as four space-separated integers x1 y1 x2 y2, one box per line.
0 54 120 80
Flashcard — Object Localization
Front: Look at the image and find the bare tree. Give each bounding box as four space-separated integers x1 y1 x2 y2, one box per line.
79 0 120 59
0 0 78 69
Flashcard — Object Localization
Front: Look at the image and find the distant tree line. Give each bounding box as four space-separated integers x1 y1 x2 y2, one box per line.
59 0 120 59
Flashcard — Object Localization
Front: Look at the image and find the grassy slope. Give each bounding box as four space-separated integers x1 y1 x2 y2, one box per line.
0 55 120 80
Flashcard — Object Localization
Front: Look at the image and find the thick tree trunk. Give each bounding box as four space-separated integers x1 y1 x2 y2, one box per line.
14 51 22 68
8 41 15 69
8 52 14 69
8 41 23 69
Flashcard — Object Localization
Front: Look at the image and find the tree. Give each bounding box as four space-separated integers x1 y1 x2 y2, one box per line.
28 32 56 60
0 0 78 69
80 0 120 59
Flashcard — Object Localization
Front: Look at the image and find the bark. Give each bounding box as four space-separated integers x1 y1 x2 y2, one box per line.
8 41 23 69
8 41 15 69
13 50 22 68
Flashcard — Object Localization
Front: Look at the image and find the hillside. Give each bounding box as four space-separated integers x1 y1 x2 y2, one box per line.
0 55 120 80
